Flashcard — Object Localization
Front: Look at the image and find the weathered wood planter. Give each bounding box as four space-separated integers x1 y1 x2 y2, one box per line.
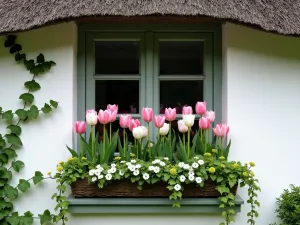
71 178 238 198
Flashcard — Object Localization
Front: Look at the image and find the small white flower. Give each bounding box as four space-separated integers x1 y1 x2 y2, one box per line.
136 164 142 169
194 156 199 159
126 162 132 166
188 170 195 176
152 159 161 164
110 167 117 173
198 160 204 165
89 170 95 176
111 163 116 168
107 169 112 174
195 177 202 184
192 162 199 169
143 173 150 180
129 165 136 171
98 167 104 173
174 184 181 191
131 160 136 163
159 162 166 167
153 166 160 173
188 175 194 181
148 166 154 171
178 162 185 168
98 174 103 179
179 175 186 182
183 164 190 170
119 171 124 176
120 161 125 163
133 170 140 176
105 174 112 181
95 170 101 176
163 157 169 161
92 177 97 182
96 165 101 169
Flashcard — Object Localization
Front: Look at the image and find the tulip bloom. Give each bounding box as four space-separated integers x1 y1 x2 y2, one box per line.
98 110 110 124
199 117 210 130
140 126 148 138
75 121 86 134
154 115 165 128
107 104 118 113
132 126 144 139
119 115 132 128
177 120 188 133
213 124 230 137
142 107 153 122
182 114 195 127
195 101 206 115
205 110 215 122
165 108 176 121
86 109 98 126
129 119 140 131
159 123 169 136
182 106 193 115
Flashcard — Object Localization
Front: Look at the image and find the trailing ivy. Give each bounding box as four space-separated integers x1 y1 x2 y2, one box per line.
0 35 58 225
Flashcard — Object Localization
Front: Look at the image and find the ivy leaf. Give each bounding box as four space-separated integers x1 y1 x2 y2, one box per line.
3 148 17 159
7 125 22 135
41 104 52 114
24 59 35 71
9 44 22 54
7 212 20 225
27 105 39 120
4 185 18 199
4 35 17 48
0 154 8 164
50 100 58 109
38 210 52 225
30 64 44 75
12 160 25 172
15 53 26 62
1 170 12 180
22 211 34 225
24 80 41 92
49 61 56 66
0 135 6 149
5 134 22 146
2 110 13 122
33 171 44 185
17 179 30 192
19 93 34 104
37 53 45 63
15 109 27 120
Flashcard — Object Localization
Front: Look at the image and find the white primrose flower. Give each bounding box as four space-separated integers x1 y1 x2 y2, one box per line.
179 175 186 182
131 160 136 163
98 174 103 179
188 175 195 181
120 161 126 163
126 162 132 166
111 163 116 168
188 170 195 176
164 157 169 161
136 164 142 169
153 166 160 173
152 159 161 164
183 164 190 170
148 166 154 171
195 177 203 184
159 162 166 167
92 177 97 182
174 184 181 191
198 160 204 165
192 162 199 169
96 165 102 169
143 173 150 180
110 167 117 173
129 165 136 172
119 171 124 176
95 170 101 176
178 162 185 168
105 174 112 181
194 156 199 159
98 167 104 173
89 170 95 176
133 170 140 176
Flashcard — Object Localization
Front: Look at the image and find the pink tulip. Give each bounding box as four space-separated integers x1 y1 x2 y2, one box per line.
98 110 110 124
129 119 141 131
177 120 188 133
154 115 165 128
195 101 206 115
107 104 118 113
120 115 132 128
182 106 193 115
199 117 210 130
213 124 230 137
142 107 153 122
86 109 98 126
108 110 117 123
165 108 176 121
75 121 86 134
205 110 215 122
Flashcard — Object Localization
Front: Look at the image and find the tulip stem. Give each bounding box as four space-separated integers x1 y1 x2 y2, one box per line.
123 128 126 160
169 122 171 142
183 133 185 149
204 130 207 154
158 128 160 140
187 127 191 159
80 134 83 157
92 126 95 160
103 124 106 154
218 137 222 154
109 122 112 144
147 122 150 145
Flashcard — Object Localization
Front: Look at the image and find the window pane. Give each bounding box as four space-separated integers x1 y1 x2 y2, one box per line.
159 81 203 113
95 80 139 114
159 41 204 75
95 41 140 74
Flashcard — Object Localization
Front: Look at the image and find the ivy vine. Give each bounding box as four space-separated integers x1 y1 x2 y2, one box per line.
0 35 58 225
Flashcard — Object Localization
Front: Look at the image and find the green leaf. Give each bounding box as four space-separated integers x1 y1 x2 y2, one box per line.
3 148 17 159
19 93 34 104
0 154 8 164
39 210 52 225
15 53 26 62
7 125 22 135
41 103 52 114
17 179 30 192
50 100 58 109
2 110 13 122
10 44 22 54
4 35 16 48
12 160 25 172
33 171 44 184
7 215 20 225
15 109 27 120
4 185 18 199
24 59 35 71
30 64 44 75
66 145 78 158
24 80 41 91
27 105 39 120
37 53 45 63
5 134 22 146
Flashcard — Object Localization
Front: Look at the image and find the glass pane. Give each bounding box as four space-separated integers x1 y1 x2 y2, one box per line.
95 80 139 114
95 41 140 74
159 81 203 114
159 41 204 75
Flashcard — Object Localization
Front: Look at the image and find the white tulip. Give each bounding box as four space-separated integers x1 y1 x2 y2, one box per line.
132 126 144 139
182 114 195 127
205 110 215 122
159 123 169 136
140 126 148 138
85 110 98 126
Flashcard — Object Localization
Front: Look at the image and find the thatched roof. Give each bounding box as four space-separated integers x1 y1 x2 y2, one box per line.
0 0 300 35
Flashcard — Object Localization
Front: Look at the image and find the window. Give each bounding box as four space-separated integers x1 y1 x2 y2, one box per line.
79 27 221 140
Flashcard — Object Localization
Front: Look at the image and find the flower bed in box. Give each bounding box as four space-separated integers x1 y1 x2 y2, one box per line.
52 102 260 225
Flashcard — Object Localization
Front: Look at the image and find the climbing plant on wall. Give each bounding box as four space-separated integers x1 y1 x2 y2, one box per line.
0 35 58 225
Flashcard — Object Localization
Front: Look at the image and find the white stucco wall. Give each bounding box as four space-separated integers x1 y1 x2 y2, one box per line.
1 22 300 225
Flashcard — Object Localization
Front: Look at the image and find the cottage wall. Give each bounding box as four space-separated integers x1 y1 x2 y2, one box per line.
1 22 300 225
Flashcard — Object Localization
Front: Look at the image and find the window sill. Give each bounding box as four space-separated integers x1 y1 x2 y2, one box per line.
68 195 244 214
